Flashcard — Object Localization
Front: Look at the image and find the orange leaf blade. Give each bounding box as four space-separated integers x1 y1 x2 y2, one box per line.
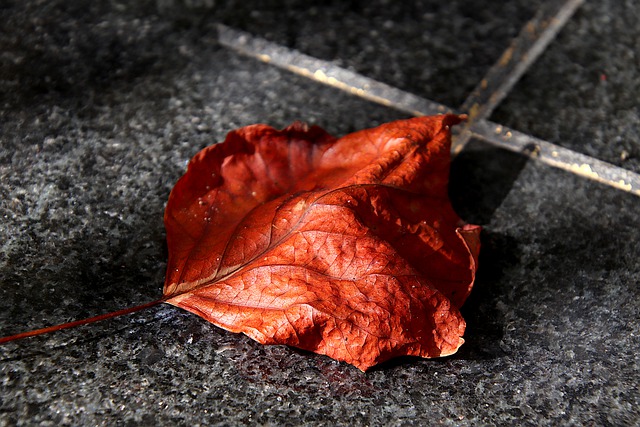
163 115 480 371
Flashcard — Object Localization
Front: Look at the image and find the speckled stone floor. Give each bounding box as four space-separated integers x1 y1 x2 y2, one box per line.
1 1 639 425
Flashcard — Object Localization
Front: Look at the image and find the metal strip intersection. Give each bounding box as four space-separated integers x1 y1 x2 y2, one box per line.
217 23 640 197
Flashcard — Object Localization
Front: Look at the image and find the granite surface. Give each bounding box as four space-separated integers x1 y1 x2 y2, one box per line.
1 1 639 426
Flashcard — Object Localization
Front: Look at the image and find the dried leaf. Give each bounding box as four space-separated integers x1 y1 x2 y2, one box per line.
163 115 480 371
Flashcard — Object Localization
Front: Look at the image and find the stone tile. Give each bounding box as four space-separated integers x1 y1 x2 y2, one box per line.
1 1 639 426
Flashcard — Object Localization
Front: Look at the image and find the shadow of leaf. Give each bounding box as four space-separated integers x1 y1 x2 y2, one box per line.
448 139 529 359
449 139 530 225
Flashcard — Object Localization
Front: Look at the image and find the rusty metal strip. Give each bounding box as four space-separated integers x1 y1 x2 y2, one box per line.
217 24 451 117
454 0 586 153
469 120 640 197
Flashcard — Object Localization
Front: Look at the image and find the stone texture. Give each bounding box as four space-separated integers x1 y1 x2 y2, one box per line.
1 1 639 426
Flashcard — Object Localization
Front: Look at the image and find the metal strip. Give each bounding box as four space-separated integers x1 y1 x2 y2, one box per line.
454 0 585 153
216 24 640 197
470 120 640 197
217 24 451 117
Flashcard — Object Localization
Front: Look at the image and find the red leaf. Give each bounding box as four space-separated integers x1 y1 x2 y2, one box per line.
163 115 480 371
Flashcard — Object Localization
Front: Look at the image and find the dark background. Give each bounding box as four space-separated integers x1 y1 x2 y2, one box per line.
1 1 639 425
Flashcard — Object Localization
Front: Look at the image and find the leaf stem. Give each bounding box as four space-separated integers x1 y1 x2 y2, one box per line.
0 299 165 345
